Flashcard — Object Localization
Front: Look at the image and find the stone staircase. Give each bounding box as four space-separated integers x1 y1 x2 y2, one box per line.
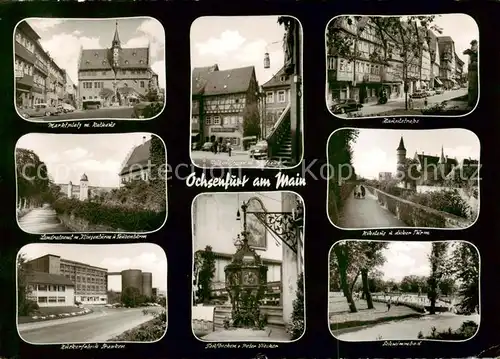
267 104 294 166
213 305 286 331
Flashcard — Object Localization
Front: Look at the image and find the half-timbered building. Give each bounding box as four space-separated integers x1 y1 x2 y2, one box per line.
191 64 259 149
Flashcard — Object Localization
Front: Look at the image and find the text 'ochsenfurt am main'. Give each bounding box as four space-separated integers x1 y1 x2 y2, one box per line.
185 172 306 190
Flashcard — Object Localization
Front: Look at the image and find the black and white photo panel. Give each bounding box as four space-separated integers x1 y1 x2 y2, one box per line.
327 128 480 230
325 14 479 119
329 240 480 342
191 191 305 342
190 16 304 169
17 242 167 344
15 133 167 234
14 17 165 121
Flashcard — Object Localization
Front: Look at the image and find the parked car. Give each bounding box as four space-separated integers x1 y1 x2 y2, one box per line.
201 142 213 151
410 91 427 99
426 89 436 96
452 85 460 90
249 140 268 159
435 88 445 95
331 99 363 114
19 103 59 118
61 103 76 113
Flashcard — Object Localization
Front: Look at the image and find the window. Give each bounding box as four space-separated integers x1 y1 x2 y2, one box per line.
48 297 57 303
280 76 285 82
139 60 144 64
58 286 65 292
58 297 66 303
213 116 221 125
125 60 129 64
38 285 47 291
206 117 212 125
277 90 286 103
140 81 145 88
38 297 47 303
327 57 335 70
266 91 274 103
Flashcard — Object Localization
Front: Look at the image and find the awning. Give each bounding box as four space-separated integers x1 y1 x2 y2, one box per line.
191 132 199 136
242 136 257 140
435 78 443 85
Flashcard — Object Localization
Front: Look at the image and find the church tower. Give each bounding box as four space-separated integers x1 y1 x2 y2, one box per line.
111 21 121 72
79 173 89 201
438 145 447 179
396 136 407 173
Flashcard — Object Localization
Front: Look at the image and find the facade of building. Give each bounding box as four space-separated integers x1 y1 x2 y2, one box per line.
77 22 159 108
191 64 260 149
427 30 443 89
26 254 108 305
437 36 459 89
327 17 441 106
25 271 75 307
65 72 77 106
193 192 304 326
396 136 460 188
15 21 69 109
261 67 291 138
58 173 114 201
119 136 152 186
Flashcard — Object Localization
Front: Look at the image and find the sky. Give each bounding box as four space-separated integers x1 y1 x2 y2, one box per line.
348 129 480 180
24 17 166 89
190 16 293 86
19 243 167 292
431 13 479 64
16 133 155 188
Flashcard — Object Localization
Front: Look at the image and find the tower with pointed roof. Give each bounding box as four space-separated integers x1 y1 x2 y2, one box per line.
80 173 89 201
396 136 407 173
111 21 121 73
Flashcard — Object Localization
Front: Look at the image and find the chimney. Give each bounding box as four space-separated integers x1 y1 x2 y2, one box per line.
142 136 146 145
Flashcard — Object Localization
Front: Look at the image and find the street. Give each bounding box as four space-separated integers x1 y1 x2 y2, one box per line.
18 204 72 234
336 89 467 118
338 190 407 228
191 150 267 168
335 312 480 341
23 107 135 121
18 306 163 344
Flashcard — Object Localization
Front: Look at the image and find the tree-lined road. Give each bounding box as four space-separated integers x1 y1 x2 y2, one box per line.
335 312 480 341
18 204 72 233
336 89 468 118
18 306 163 343
338 190 407 228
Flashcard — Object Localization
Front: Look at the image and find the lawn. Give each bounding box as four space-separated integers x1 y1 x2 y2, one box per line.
329 296 422 331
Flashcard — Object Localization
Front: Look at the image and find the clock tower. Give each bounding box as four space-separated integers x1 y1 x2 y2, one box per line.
111 21 121 71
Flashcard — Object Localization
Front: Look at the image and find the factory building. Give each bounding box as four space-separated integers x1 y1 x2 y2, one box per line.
120 269 153 297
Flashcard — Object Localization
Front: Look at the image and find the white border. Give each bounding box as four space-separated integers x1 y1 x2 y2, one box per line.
13 16 167 122
16 242 168 345
188 15 305 170
327 239 481 343
326 127 481 231
14 132 169 235
324 13 480 119
190 190 306 343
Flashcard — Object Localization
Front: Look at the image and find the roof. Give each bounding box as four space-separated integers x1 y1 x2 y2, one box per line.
79 48 149 71
261 67 291 89
26 271 74 286
192 65 219 95
119 139 152 175
18 21 40 42
193 66 256 96
397 137 405 151
80 173 88 181
415 154 458 167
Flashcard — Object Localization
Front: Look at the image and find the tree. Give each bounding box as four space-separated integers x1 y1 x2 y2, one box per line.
16 148 50 209
357 242 388 309
242 103 261 138
288 272 304 340
17 253 38 316
396 157 421 189
122 286 142 307
438 277 457 297
449 242 479 314
326 16 441 109
196 246 216 304
149 135 167 212
333 242 357 313
427 242 449 314
99 88 114 100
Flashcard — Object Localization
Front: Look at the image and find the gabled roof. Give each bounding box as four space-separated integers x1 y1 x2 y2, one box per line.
26 271 74 286
119 139 152 175
79 48 149 71
192 65 219 96
261 67 291 89
201 66 256 96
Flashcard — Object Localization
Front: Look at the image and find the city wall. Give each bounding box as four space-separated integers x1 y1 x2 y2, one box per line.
58 213 123 232
366 186 471 228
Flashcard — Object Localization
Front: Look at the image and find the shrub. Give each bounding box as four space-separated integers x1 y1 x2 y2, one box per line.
141 102 163 118
110 310 167 342
406 189 471 218
53 197 165 232
418 320 478 339
18 299 39 316
287 272 305 340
